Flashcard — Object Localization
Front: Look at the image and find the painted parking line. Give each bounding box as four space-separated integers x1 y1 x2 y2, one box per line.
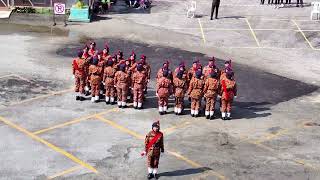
0 116 98 174
94 115 226 180
162 120 195 135
48 165 83 179
245 18 261 47
292 20 315 50
0 74 15 79
253 121 306 144
33 108 119 135
198 18 206 44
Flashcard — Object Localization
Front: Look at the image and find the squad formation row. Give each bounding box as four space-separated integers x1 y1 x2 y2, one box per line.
72 42 237 120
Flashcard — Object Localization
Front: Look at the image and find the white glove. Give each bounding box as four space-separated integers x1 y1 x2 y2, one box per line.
217 95 221 99
234 96 237 99
102 82 105 86
114 85 117 88
156 92 158 97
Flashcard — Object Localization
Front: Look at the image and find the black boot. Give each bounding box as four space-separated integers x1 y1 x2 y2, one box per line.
210 115 216 120
85 91 90 96
154 173 159 179
206 115 210 119
147 173 154 179
76 96 80 101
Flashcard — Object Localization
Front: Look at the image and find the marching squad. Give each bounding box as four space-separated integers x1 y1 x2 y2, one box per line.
72 41 237 121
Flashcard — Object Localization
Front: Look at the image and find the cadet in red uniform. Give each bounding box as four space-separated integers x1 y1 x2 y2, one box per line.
220 71 237 120
187 70 204 117
88 57 103 103
114 64 130 108
156 70 173 115
144 121 164 180
82 46 91 95
203 57 220 79
173 70 187 115
101 45 111 61
220 60 232 81
203 71 219 119
103 58 117 105
140 55 151 94
156 61 173 82
187 60 200 81
88 42 97 56
72 51 87 101
132 64 147 109
115 50 125 69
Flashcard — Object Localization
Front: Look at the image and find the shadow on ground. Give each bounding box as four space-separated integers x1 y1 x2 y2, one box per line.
158 167 211 177
55 38 319 120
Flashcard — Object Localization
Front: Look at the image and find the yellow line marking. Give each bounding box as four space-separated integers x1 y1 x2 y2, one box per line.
0 116 98 173
167 150 226 180
198 18 206 44
33 108 118 135
292 159 319 170
245 18 261 47
162 121 193 135
0 74 15 79
48 165 83 179
9 88 73 106
292 20 315 50
253 122 306 144
254 129 290 144
94 115 226 180
95 115 145 139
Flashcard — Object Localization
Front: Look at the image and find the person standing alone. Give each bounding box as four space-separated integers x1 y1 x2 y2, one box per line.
210 0 221 20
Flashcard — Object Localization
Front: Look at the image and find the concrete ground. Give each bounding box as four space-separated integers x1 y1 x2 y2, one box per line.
0 0 320 179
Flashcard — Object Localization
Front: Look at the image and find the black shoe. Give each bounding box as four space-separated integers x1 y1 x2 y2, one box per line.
210 115 215 120
163 111 167 114
110 102 115 105
134 106 137 109
191 114 194 117
122 105 127 109
76 96 80 101
210 18 213 20
138 107 142 110
195 114 199 118
147 173 154 179
154 173 159 179
226 117 232 120
79 96 85 101
175 112 178 115
206 115 210 119
106 101 110 105
222 117 227 120
85 91 90 96
118 105 122 108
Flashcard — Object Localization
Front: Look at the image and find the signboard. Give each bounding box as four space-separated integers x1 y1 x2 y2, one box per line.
54 3 66 15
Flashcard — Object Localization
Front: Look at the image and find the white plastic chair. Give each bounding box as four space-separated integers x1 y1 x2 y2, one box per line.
186 1 196 18
310 2 320 20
